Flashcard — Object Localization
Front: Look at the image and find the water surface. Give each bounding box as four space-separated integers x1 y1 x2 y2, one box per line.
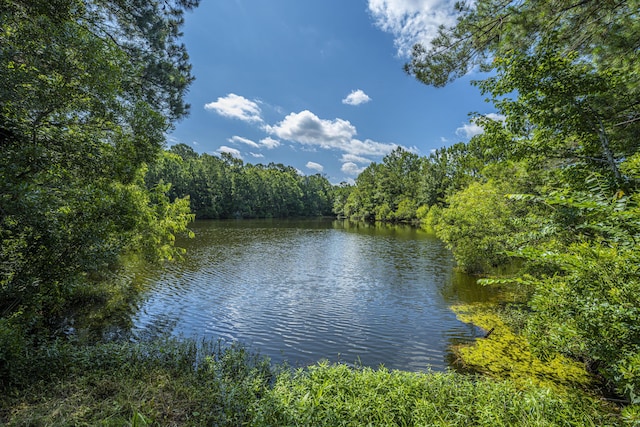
131 219 495 371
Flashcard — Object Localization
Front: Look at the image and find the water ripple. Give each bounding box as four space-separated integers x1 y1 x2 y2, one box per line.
130 219 497 371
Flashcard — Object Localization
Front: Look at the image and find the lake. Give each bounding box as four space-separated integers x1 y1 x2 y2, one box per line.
131 219 496 371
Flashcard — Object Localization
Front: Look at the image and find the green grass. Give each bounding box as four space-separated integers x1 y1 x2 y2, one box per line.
257 361 618 426
0 339 625 426
0 339 272 426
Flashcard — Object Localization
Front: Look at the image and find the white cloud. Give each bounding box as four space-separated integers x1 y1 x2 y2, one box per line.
266 110 356 147
345 138 399 157
456 122 484 139
216 145 242 159
368 0 460 57
342 89 372 106
250 152 264 158
456 113 506 138
192 141 199 146
306 161 324 172
228 135 260 148
266 110 398 157
204 93 263 123
341 153 371 164
259 137 281 149
341 162 367 176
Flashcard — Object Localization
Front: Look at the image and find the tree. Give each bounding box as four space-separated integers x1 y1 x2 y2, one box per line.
403 0 640 401
434 180 518 273
300 174 334 217
0 0 197 357
332 182 353 218
344 163 380 221
378 147 422 210
475 43 638 186
405 0 639 91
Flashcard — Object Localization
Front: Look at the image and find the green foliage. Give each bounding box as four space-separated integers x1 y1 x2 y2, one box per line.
476 43 635 185
332 182 354 218
1 340 620 426
525 243 640 403
393 0 640 405
335 147 425 222
434 180 519 273
3 0 638 419
0 0 198 364
146 147 335 219
394 197 417 221
256 362 616 426
405 0 640 92
419 205 441 236
0 339 273 426
452 304 593 390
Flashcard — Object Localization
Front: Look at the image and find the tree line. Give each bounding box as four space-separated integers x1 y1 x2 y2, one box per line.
145 144 334 219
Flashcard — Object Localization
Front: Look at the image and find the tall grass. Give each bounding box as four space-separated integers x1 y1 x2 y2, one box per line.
0 339 272 426
0 339 624 426
255 361 618 426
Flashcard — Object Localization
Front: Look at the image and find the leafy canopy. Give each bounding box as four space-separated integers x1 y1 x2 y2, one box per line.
0 0 198 359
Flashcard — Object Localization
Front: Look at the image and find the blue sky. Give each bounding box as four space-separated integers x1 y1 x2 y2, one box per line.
169 0 499 184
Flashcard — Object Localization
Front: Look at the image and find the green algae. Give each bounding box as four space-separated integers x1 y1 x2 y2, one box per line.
451 303 593 391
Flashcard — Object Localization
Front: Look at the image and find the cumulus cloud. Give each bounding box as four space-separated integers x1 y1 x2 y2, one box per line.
266 110 398 157
341 153 371 164
250 152 264 158
216 146 242 159
456 113 506 139
341 162 367 176
228 135 260 148
204 93 263 123
455 122 484 139
368 0 459 57
306 161 324 172
266 110 356 147
346 138 399 157
342 89 372 106
259 137 281 149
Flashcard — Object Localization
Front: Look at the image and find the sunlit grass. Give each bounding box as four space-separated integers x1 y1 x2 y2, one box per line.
257 361 617 426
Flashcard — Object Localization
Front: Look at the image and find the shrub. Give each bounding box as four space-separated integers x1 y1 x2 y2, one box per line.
526 243 640 403
434 180 518 273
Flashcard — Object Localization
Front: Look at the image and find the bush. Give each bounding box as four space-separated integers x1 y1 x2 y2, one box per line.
526 243 640 403
394 198 417 222
434 180 518 273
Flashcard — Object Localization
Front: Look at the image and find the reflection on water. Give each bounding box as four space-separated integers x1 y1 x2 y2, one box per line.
131 219 498 371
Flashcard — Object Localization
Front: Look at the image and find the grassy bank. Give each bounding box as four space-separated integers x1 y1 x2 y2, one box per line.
0 339 623 426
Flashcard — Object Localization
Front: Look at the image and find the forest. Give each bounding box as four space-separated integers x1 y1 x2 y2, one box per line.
1 0 639 425
145 144 334 219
